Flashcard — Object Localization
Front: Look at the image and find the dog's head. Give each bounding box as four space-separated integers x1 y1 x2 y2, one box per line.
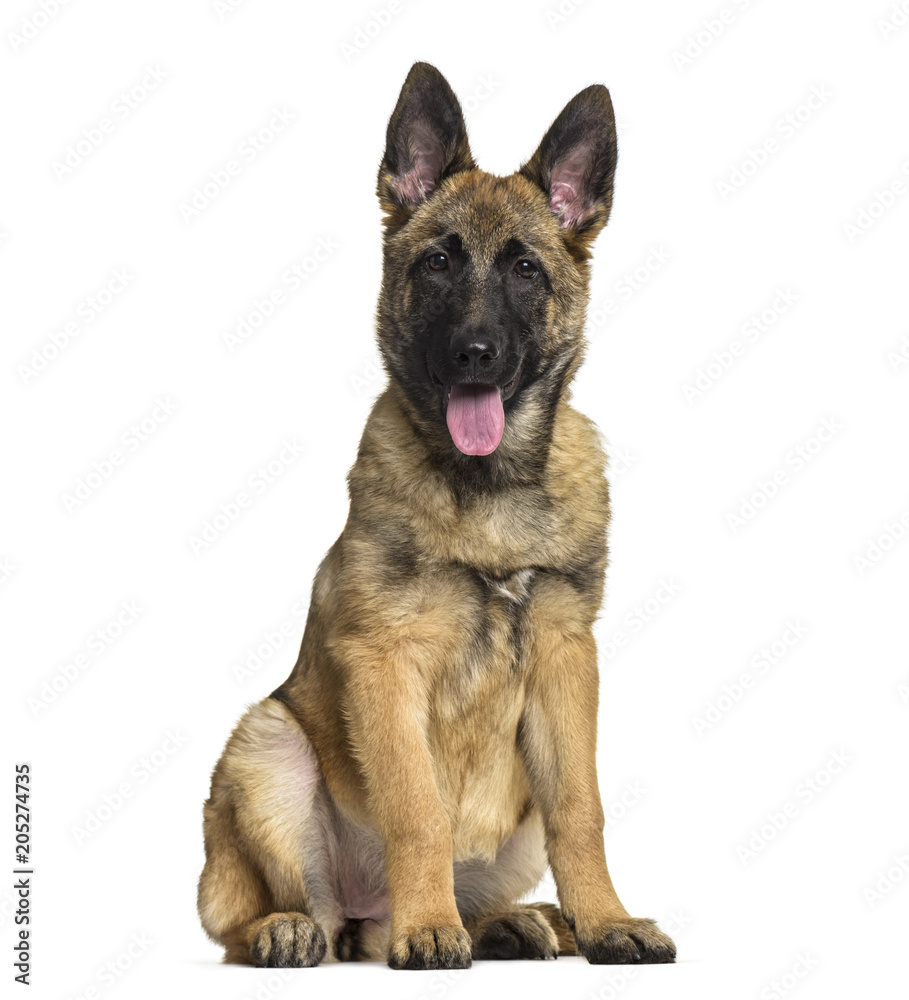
375 62 617 466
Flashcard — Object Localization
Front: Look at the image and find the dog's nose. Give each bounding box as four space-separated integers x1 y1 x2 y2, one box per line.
450 332 500 375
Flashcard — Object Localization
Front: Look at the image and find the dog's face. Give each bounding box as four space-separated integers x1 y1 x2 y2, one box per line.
376 63 617 463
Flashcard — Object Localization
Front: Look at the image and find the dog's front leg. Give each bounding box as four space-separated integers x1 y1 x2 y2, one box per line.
521 621 676 965
343 638 472 970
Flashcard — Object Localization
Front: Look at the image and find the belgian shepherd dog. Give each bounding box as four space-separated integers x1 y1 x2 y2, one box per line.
197 62 676 970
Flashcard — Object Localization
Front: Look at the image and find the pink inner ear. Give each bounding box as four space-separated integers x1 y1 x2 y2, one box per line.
549 146 596 229
390 127 445 207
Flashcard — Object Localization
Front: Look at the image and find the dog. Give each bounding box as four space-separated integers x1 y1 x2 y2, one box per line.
197 61 676 970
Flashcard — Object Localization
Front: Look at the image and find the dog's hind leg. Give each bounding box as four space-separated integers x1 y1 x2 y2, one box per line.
467 902 577 960
197 698 342 966
454 809 577 960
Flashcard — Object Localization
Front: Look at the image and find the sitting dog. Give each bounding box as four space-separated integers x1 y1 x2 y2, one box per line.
197 61 677 970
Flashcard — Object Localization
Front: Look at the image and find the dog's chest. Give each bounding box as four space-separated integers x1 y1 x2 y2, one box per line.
427 484 566 573
477 567 536 604
438 566 536 700
429 568 536 852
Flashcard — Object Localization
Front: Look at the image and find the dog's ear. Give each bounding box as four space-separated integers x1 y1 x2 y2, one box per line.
378 62 475 227
520 85 618 242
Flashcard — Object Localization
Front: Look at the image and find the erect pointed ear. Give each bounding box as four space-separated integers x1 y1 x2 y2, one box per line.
519 84 618 239
377 62 475 226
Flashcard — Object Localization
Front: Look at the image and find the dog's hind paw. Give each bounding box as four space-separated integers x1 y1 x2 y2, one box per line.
471 907 559 960
249 912 327 968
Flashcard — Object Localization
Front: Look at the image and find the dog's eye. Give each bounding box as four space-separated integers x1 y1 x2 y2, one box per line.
514 259 538 279
426 253 449 272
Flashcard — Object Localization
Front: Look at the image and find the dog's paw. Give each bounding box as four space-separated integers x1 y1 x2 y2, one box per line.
333 918 363 962
574 917 675 965
472 907 559 960
249 912 327 968
388 925 472 970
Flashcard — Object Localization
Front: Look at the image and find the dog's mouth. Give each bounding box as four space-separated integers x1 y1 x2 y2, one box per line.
428 361 522 456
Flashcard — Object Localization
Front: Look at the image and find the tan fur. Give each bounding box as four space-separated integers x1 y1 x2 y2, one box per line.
197 63 676 970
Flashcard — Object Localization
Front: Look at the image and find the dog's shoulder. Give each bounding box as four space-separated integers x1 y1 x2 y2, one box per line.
545 400 610 514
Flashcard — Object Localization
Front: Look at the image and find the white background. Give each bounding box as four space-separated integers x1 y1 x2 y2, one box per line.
3 1 908 998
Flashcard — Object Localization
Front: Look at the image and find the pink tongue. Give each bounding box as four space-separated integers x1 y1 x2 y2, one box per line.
446 384 505 455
